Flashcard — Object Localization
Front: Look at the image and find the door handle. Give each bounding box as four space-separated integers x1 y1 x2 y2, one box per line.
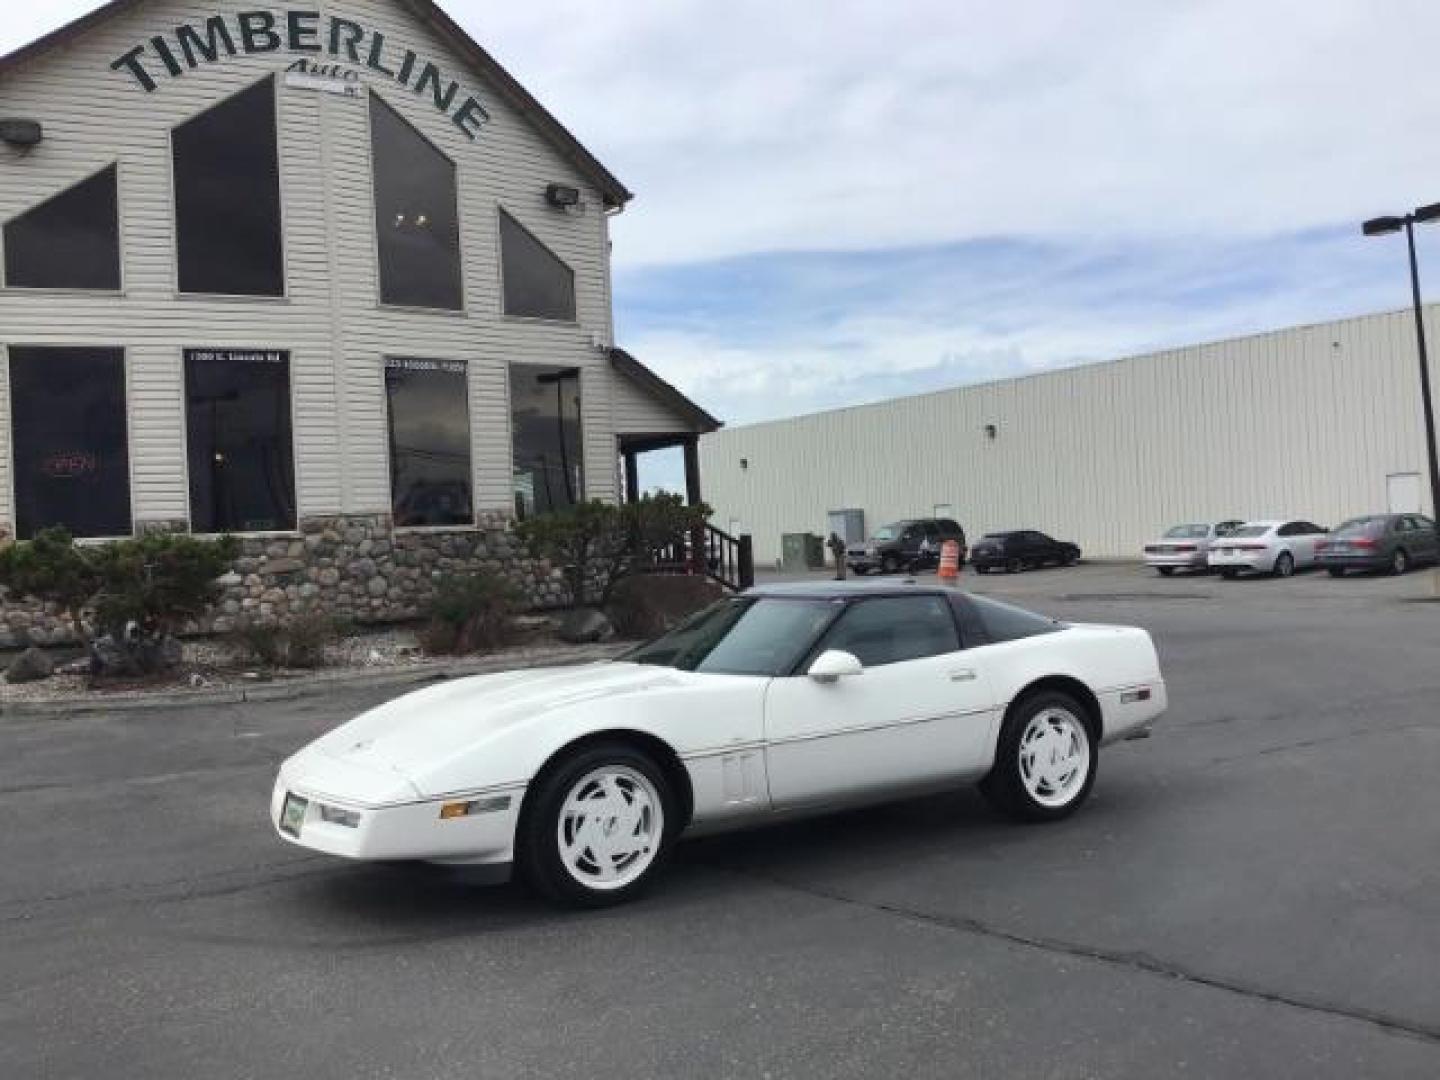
949 669 977 682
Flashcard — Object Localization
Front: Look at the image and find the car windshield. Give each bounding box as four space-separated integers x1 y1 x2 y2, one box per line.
1230 525 1272 538
623 597 837 676
1164 524 1209 538
1332 517 1384 537
872 524 902 541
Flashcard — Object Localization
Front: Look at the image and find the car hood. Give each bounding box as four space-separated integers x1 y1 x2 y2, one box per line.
302 662 681 782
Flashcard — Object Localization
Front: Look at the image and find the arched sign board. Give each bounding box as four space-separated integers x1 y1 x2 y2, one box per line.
110 9 491 140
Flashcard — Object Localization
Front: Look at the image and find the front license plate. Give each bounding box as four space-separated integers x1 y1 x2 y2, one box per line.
280 793 308 837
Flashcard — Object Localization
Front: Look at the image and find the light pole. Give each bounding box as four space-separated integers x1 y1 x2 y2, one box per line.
1363 204 1440 538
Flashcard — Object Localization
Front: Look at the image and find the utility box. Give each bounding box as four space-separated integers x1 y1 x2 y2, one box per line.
781 532 825 571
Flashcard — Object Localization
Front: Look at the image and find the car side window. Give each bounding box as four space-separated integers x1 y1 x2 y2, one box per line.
1277 522 1298 537
808 596 959 669
1031 532 1053 545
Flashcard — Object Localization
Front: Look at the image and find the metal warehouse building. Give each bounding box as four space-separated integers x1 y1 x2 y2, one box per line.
0 1 719 639
700 306 1440 564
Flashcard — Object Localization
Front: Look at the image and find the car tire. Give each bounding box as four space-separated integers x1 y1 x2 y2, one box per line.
1066 551 1081 566
1221 569 1239 580
1156 567 1174 577
1274 552 1295 578
975 566 989 575
1391 548 1409 576
851 566 868 576
1005 557 1023 574
981 690 1098 823
516 742 676 908
1327 567 1345 578
882 554 900 575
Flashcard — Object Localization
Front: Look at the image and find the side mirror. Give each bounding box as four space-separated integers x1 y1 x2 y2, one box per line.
808 649 863 683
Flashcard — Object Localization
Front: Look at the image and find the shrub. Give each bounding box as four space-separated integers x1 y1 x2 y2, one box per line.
284 612 340 669
419 572 519 655
607 574 724 640
230 620 285 667
0 527 99 645
229 613 341 669
90 531 240 642
515 494 713 608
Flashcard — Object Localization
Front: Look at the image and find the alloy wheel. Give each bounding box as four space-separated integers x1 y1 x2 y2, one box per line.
556 765 664 892
1017 708 1091 808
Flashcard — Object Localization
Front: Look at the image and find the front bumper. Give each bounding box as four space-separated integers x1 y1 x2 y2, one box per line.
270 766 525 866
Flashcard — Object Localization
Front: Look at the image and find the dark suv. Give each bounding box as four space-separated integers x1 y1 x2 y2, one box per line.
846 518 967 575
970 530 1081 573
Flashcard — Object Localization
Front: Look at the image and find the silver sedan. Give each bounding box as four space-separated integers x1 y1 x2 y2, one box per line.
1142 521 1244 575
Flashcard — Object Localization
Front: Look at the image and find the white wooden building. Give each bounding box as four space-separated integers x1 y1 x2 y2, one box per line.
0 0 719 545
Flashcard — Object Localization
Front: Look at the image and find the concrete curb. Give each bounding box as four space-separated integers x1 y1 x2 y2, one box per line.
0 641 633 719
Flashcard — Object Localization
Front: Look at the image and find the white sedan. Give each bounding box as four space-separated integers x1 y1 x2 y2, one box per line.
1206 519 1329 578
272 582 1167 906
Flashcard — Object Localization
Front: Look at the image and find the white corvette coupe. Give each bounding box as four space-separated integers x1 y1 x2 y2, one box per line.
272 582 1166 906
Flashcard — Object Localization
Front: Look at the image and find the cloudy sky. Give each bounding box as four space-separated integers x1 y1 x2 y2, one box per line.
6 1 1440 471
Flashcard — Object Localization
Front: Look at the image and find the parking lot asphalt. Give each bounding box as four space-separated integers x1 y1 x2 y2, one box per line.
3 563 1439 1079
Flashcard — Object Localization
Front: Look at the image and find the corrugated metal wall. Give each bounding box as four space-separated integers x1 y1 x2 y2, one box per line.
700 307 1440 561
0 0 627 531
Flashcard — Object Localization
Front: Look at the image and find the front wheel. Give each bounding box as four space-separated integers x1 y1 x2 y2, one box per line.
1005 557 1023 574
1156 567 1175 577
1220 568 1239 580
516 743 674 908
1391 548 1410 576
881 554 900 575
981 691 1097 822
1327 567 1345 578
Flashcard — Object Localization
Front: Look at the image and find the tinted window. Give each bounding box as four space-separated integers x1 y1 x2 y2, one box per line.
386 358 472 527
499 209 576 321
1215 521 1244 537
1333 517 1385 537
8 347 131 539
812 596 959 668
873 524 900 541
185 349 295 532
1296 522 1323 535
511 364 582 518
968 594 1063 643
1231 525 1271 538
1164 524 1209 539
4 166 120 290
173 77 283 296
625 597 835 676
370 94 462 310
1030 532 1054 545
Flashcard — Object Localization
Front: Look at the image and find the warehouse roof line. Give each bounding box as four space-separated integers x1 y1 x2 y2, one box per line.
720 301 1438 435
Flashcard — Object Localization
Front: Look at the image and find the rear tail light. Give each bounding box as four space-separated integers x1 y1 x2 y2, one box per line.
1234 543 1268 551
1174 544 1198 553
1350 538 1377 549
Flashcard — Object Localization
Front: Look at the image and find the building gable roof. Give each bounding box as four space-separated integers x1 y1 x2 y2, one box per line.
0 0 632 208
609 348 723 434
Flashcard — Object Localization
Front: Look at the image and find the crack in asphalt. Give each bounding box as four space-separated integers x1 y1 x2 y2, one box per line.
725 866 1440 1048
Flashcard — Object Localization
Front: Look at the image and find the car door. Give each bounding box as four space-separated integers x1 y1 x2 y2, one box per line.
1028 532 1056 564
763 595 997 809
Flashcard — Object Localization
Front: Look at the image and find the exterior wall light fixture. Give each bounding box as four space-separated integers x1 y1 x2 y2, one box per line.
0 119 43 148
546 183 582 210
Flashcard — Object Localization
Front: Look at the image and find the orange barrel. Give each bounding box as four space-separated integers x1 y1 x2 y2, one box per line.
938 539 961 584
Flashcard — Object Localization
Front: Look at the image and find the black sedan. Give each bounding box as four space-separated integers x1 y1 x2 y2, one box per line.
970 530 1081 574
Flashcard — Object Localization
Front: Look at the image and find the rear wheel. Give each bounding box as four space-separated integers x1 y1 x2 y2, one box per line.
1005 557 1023 574
517 743 674 908
882 554 900 575
1221 568 1239 580
1273 552 1295 578
981 691 1097 822
1327 567 1346 578
1391 548 1410 576
1156 567 1175 577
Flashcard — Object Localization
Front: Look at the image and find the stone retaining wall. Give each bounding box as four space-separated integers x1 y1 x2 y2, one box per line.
0 513 571 648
